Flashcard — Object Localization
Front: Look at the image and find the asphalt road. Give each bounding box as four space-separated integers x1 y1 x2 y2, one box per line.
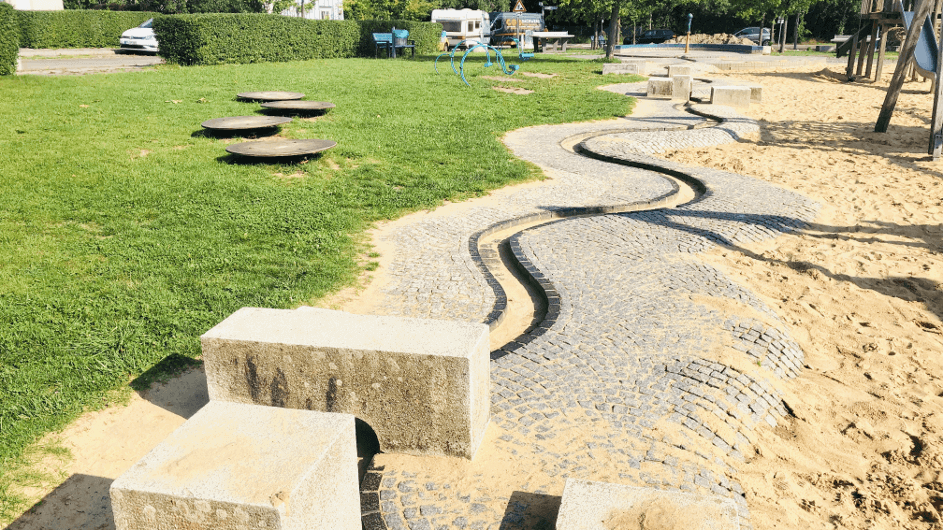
17 48 164 75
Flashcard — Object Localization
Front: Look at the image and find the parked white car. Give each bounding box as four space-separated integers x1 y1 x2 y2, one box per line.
119 18 158 53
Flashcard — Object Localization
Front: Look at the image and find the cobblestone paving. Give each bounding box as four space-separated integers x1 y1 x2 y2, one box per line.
360 88 820 530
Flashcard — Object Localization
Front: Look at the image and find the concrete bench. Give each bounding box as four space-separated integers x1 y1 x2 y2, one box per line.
710 85 752 109
602 63 640 75
647 78 673 98
672 74 693 101
556 479 740 530
201 307 490 459
667 64 693 77
111 401 359 530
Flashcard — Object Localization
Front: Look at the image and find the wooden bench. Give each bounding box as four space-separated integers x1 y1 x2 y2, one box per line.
372 28 416 59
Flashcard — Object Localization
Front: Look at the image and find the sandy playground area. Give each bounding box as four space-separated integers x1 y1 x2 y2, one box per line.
5 64 943 530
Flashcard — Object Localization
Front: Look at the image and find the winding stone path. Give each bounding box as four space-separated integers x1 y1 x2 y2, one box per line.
358 81 820 530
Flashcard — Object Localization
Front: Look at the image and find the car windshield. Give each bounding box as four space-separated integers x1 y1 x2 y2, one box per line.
141 18 153 28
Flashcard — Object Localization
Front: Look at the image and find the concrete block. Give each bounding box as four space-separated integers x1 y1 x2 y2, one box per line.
646 78 673 98
621 59 649 75
710 85 752 109
556 479 740 530
201 307 491 459
602 63 639 75
111 401 359 530
672 74 693 101
667 64 693 77
748 85 763 102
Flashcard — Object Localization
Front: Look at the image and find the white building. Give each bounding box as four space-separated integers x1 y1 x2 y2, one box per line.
2 0 63 10
275 0 343 20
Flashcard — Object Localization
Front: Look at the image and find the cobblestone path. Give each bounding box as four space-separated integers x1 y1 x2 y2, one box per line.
359 82 820 530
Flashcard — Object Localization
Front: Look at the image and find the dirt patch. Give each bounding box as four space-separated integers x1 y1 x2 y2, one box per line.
492 86 533 95
520 72 557 79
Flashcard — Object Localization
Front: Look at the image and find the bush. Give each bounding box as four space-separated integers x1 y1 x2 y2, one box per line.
154 14 442 65
357 19 441 56
0 3 17 75
153 14 360 65
17 10 158 48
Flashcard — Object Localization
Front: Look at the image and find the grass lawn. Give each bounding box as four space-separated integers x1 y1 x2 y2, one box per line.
0 54 640 521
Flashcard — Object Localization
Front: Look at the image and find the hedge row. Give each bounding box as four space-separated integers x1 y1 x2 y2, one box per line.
154 14 442 65
18 10 157 48
0 3 17 76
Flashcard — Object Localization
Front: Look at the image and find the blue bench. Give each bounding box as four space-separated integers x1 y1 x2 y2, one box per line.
372 28 416 59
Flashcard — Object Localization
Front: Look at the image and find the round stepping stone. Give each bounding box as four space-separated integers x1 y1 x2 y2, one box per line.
201 116 292 131
226 139 337 158
260 100 336 113
236 91 304 101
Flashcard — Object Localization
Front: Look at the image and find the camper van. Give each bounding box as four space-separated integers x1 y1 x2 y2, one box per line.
431 9 490 48
489 11 544 48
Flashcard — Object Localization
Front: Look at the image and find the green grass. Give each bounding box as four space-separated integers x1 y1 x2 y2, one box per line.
0 55 640 522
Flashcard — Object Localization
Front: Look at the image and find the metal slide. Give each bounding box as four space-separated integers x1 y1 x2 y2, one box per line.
900 0 939 78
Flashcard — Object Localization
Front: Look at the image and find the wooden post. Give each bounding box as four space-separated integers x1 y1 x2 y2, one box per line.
876 0 933 131
857 27 870 75
866 20 880 78
847 33 859 78
875 22 889 80
928 8 943 157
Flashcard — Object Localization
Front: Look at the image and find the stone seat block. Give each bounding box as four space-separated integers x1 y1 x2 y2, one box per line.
111 401 359 530
668 64 693 77
602 63 639 75
556 479 740 530
672 74 693 101
710 85 752 109
201 307 490 459
647 78 673 98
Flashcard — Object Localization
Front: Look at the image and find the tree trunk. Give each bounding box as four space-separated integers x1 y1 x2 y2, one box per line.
779 16 787 52
605 3 619 60
793 12 800 49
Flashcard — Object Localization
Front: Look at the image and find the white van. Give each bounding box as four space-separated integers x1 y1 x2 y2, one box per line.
431 9 490 48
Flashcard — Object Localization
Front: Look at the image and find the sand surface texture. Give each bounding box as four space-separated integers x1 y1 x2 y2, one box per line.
659 67 943 530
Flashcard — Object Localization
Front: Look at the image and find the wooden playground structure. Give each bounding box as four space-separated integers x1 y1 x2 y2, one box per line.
840 0 943 158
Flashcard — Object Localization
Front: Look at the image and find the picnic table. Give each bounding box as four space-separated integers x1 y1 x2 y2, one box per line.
532 31 575 52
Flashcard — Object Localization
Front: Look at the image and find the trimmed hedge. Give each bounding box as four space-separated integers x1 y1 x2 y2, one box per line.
154 13 442 65
0 3 17 75
154 14 360 65
18 10 158 49
356 19 441 57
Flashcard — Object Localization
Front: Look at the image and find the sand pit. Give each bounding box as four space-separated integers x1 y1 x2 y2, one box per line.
661 67 943 530
4 65 943 530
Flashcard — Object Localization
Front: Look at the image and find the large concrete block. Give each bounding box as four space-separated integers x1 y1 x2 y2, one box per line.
111 401 359 530
622 59 649 75
556 479 740 530
672 74 693 101
710 85 752 109
646 78 673 98
201 307 491 459
667 64 693 77
602 63 639 75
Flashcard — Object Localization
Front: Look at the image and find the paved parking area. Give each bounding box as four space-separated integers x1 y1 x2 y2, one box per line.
17 48 163 75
